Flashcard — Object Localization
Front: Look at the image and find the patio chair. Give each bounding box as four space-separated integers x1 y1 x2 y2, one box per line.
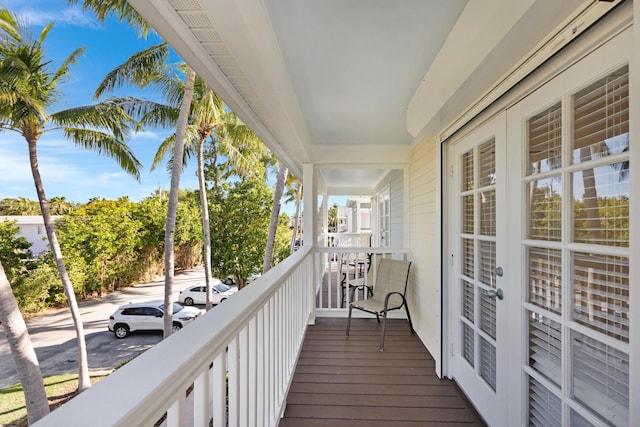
340 252 374 308
346 258 413 351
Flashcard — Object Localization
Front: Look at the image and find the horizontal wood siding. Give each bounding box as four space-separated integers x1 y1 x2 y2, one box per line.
408 137 440 371
389 169 404 248
281 318 485 426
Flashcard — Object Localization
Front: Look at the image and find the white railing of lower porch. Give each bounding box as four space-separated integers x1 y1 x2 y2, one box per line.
323 232 372 248
34 246 315 427
315 247 409 317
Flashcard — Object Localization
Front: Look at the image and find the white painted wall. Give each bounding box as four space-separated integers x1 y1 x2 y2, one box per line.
407 137 440 372
388 169 404 248
0 216 57 256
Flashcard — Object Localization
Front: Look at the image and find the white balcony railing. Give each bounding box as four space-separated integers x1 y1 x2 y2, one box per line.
34 246 315 427
315 246 409 316
323 232 371 248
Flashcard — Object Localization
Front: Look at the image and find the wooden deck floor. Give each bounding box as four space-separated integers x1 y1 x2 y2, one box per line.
280 317 486 426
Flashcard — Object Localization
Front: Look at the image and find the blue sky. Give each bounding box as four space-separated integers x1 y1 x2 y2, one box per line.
0 0 201 204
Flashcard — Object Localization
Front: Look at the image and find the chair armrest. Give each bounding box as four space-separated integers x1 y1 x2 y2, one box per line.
383 291 405 311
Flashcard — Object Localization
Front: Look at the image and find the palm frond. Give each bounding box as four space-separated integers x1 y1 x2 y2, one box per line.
0 8 21 43
0 69 49 125
138 102 179 129
103 96 178 128
155 71 185 107
151 134 175 171
69 0 153 37
51 98 138 141
151 126 199 172
94 43 169 99
39 21 54 45
62 128 142 180
49 47 85 89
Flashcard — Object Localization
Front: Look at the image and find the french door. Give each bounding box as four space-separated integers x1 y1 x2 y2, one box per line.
447 113 509 426
446 28 632 426
506 34 631 426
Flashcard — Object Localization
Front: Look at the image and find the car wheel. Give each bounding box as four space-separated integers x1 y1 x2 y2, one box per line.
172 322 182 333
114 324 129 339
184 297 194 306
220 298 227 303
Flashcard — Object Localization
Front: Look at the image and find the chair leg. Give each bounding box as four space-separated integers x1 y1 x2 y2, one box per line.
346 305 353 336
404 298 415 334
379 310 387 351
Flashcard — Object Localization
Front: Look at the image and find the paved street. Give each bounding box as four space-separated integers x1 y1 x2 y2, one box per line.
0 267 206 389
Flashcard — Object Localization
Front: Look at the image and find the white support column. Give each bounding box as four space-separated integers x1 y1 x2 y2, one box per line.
321 194 328 239
302 163 316 248
303 163 317 325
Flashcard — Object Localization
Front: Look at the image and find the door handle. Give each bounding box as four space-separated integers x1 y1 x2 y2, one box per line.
487 288 504 300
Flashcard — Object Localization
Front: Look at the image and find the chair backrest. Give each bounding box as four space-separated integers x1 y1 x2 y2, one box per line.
370 258 411 309
364 253 383 289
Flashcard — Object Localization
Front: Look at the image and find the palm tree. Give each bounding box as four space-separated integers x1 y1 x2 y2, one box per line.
49 196 75 215
77 0 265 313
93 44 261 311
0 197 40 215
151 78 263 307
74 0 197 337
0 8 142 392
0 225 50 423
0 261 49 423
285 176 303 253
161 66 195 335
263 163 288 272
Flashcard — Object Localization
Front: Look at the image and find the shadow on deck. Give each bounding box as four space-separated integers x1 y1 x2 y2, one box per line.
281 317 486 426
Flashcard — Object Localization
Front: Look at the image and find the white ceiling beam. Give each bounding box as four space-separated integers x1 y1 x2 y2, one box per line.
310 145 410 165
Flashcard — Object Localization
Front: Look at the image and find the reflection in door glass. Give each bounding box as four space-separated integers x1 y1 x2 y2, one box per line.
572 66 628 165
528 177 562 241
528 103 562 175
528 247 562 313
572 164 629 247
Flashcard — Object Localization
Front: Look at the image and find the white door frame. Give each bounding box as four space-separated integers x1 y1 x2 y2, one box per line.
444 112 511 426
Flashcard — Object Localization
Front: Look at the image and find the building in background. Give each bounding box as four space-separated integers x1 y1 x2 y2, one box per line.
0 216 57 256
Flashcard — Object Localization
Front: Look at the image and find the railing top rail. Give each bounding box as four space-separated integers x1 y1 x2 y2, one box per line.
316 247 409 254
323 232 372 236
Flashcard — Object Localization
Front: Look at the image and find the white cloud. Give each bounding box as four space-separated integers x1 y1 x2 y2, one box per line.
4 2 98 29
0 147 32 181
132 130 164 141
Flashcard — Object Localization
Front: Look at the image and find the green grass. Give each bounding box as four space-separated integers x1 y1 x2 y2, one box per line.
0 374 107 426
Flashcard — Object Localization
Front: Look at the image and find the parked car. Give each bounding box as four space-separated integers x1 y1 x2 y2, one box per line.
108 300 202 339
213 282 238 295
178 282 238 306
246 273 261 284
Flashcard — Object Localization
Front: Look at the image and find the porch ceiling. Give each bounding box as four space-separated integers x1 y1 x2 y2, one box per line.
128 0 586 191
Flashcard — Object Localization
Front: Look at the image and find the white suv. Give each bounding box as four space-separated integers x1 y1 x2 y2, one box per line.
108 300 202 339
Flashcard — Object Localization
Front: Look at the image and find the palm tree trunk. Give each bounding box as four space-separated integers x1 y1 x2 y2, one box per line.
163 66 196 337
27 139 91 392
0 261 50 423
290 184 302 254
197 138 214 310
580 147 601 242
263 165 288 272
